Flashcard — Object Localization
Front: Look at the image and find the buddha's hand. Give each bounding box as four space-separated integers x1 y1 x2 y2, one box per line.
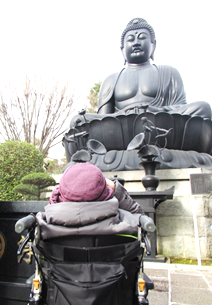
105 178 115 194
163 106 171 112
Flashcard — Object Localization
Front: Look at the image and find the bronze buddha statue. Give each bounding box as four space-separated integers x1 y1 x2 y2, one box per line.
98 18 211 119
65 18 212 171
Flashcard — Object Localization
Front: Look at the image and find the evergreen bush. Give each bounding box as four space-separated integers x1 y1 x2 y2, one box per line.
0 140 43 201
14 172 56 200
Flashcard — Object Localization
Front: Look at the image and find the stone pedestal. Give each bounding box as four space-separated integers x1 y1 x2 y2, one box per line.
103 168 212 260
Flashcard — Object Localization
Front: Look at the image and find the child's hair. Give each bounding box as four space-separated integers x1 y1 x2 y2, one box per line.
50 163 113 203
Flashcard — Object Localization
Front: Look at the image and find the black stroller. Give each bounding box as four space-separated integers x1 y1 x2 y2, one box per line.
15 211 155 305
15 135 155 305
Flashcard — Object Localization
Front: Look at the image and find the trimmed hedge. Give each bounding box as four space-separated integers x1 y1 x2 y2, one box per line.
0 141 44 201
14 172 56 200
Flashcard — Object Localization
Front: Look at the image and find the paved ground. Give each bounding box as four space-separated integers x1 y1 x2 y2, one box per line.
143 262 212 305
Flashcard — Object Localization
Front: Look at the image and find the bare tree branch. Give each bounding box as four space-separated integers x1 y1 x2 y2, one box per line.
0 78 77 157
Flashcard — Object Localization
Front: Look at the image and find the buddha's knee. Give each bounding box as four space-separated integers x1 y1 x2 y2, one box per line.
193 101 211 119
182 101 211 119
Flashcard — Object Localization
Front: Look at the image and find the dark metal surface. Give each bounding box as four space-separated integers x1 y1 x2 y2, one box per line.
0 201 47 305
64 17 212 171
63 113 212 171
130 187 175 261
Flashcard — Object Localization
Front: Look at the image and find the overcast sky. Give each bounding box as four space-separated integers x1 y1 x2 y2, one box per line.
0 0 211 159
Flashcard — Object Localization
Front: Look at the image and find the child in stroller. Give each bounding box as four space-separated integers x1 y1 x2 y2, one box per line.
15 163 155 305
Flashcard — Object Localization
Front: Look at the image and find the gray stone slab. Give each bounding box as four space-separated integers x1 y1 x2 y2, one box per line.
195 195 212 217
145 268 168 278
197 217 210 237
171 285 212 304
125 181 145 192
207 238 212 258
171 269 201 276
208 198 212 217
201 270 212 285
199 237 209 258
143 265 212 305
157 217 194 236
171 273 208 289
157 200 183 216
157 235 185 257
150 278 168 292
158 181 191 196
145 269 168 295
147 290 168 305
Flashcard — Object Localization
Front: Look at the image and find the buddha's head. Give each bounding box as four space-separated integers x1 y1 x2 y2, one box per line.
121 18 156 64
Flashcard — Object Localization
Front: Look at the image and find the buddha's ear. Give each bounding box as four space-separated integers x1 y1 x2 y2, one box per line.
121 47 127 65
150 40 156 61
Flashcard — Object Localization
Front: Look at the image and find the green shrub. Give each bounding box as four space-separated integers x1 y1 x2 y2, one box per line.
14 172 56 200
0 140 44 201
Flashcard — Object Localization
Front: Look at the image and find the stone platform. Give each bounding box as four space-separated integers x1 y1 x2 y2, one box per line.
145 262 212 305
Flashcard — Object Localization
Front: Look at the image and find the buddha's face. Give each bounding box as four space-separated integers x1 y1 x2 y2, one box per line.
122 28 155 64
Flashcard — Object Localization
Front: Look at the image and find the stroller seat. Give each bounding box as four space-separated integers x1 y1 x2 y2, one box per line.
37 234 141 262
15 213 154 305
36 235 143 305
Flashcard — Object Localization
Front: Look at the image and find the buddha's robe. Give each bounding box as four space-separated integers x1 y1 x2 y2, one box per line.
98 65 211 119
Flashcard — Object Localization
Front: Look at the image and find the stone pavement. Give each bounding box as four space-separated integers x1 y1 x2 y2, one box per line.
143 262 212 305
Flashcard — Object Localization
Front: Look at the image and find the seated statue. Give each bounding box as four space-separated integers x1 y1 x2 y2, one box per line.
65 18 212 171
98 18 211 119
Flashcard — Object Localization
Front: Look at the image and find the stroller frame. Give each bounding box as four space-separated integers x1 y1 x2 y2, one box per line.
15 214 154 305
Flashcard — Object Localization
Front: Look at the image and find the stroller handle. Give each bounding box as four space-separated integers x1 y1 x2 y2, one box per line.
15 214 36 234
140 215 156 233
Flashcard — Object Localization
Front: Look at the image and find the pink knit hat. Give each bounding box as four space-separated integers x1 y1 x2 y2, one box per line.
50 163 113 203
